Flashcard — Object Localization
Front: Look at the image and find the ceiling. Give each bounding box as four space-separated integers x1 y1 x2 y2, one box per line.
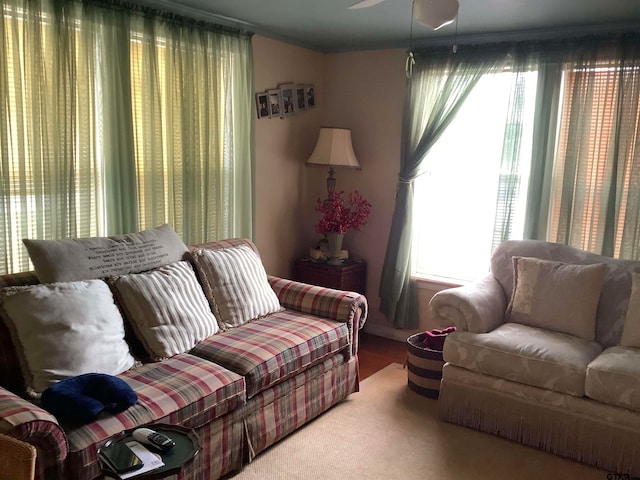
142 0 640 52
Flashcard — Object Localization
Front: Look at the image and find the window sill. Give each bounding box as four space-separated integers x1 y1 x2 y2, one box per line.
412 274 467 290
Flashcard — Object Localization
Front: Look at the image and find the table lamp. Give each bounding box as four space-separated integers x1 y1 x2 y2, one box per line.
306 128 360 194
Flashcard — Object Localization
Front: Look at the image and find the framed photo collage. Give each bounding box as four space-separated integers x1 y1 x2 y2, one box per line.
256 83 315 119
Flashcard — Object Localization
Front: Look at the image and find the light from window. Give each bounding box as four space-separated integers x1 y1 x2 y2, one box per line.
412 71 538 282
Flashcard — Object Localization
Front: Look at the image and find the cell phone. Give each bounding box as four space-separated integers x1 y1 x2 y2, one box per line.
100 442 144 474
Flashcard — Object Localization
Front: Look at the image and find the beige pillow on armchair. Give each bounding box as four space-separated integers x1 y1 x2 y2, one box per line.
506 256 606 341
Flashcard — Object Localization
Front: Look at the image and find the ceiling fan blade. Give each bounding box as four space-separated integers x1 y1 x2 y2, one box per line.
348 0 386 9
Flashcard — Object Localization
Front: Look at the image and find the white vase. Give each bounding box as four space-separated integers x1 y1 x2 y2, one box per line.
326 232 344 265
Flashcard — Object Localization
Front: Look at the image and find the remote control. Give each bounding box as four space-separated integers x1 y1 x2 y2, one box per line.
132 428 175 453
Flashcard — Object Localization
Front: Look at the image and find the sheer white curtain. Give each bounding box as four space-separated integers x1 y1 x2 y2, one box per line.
0 0 253 274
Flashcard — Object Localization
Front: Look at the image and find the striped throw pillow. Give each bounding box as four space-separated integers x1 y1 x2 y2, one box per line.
191 245 283 330
110 261 218 360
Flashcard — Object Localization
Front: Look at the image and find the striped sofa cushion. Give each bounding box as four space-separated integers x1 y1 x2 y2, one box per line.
110 261 218 360
64 353 245 480
190 311 350 398
191 244 283 330
189 237 259 254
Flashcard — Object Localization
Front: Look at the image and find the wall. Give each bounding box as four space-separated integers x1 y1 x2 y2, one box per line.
253 38 453 340
252 36 326 278
318 49 448 341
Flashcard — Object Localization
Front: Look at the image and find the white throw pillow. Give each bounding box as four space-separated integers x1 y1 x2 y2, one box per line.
23 224 188 283
191 245 283 330
110 261 219 360
0 280 136 396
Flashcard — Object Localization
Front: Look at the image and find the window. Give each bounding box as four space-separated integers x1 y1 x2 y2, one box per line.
0 0 253 275
412 70 538 282
411 52 640 283
549 63 640 258
1 2 105 274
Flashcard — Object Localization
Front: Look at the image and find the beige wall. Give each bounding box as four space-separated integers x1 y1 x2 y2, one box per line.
320 49 410 340
253 36 326 278
254 37 453 340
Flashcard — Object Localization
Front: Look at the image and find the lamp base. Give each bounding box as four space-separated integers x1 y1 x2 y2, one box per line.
326 166 336 194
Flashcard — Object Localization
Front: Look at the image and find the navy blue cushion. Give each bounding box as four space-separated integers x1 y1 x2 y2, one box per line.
41 373 138 424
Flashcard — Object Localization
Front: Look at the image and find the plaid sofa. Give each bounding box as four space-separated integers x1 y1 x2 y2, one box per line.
0 239 367 480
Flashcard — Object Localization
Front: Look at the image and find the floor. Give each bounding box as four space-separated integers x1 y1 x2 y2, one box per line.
357 332 407 380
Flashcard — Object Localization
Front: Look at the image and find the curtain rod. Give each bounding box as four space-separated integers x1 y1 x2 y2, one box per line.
82 0 254 38
413 31 640 59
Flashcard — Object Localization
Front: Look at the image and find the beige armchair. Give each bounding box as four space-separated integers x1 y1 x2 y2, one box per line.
430 239 640 475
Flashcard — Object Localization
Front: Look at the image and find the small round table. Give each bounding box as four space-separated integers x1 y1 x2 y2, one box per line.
99 424 200 479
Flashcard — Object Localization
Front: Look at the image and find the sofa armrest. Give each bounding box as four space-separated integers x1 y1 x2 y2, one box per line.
0 387 68 477
268 276 368 356
429 274 507 333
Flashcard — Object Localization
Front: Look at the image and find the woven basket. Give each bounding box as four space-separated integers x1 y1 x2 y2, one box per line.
406 332 445 399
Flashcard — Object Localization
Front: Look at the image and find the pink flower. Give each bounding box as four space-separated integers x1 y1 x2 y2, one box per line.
315 191 372 234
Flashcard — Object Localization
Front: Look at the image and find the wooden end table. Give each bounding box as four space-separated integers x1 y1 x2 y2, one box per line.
293 258 367 295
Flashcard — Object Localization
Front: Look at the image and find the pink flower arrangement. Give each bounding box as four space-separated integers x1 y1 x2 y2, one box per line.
315 191 372 234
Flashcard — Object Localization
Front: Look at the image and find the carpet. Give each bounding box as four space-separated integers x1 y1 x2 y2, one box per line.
231 363 608 480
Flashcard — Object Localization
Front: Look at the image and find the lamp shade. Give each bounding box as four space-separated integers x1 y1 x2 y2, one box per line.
414 0 459 30
306 128 360 169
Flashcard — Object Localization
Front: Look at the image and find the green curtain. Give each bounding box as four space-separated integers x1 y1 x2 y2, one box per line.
548 36 640 258
0 0 253 274
615 42 640 258
487 35 640 258
0 0 105 274
128 15 254 244
378 51 504 328
381 34 640 329
97 6 139 235
522 62 562 240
